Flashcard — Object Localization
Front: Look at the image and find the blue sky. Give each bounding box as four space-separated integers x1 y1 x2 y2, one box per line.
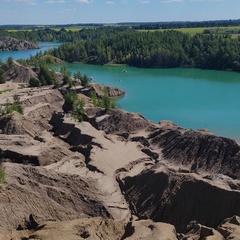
0 0 239 25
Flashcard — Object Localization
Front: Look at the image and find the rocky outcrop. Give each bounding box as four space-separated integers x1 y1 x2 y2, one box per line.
0 37 39 51
180 222 224 240
119 165 240 233
80 83 125 98
89 108 156 134
0 162 111 231
0 112 40 137
124 220 178 240
0 217 180 240
217 215 240 239
4 61 38 83
149 120 240 178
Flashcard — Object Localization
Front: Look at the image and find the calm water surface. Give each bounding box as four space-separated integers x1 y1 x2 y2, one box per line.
1 45 240 141
52 63 240 141
0 42 61 62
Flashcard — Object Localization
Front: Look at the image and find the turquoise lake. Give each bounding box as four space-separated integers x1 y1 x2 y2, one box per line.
0 42 61 62
1 43 240 141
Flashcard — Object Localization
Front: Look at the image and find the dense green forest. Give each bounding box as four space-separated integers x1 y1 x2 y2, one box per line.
130 19 240 30
0 27 131 43
1 24 240 72
46 30 240 71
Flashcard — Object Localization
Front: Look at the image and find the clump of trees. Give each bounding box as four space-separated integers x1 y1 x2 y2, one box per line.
1 94 24 115
48 30 240 72
29 77 41 87
90 89 117 110
63 91 85 122
0 67 6 84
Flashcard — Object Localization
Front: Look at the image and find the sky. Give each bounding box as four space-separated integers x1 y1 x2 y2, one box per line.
0 0 240 25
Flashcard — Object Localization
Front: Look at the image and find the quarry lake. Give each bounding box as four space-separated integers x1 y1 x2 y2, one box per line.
0 42 61 62
52 63 240 141
1 43 240 141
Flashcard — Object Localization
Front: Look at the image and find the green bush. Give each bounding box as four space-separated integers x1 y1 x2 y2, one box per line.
29 77 41 87
0 67 6 84
90 88 117 110
63 91 85 121
71 98 85 122
5 94 23 114
0 169 6 184
63 91 78 112
7 56 14 68
81 73 92 87
18 84 25 89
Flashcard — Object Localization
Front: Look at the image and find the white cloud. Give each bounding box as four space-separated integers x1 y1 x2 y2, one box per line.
139 0 150 3
5 0 37 4
162 0 184 3
106 1 115 4
192 0 224 1
46 0 65 3
163 0 224 2
76 0 93 3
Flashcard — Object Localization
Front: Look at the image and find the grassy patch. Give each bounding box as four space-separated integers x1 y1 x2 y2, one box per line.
18 84 26 89
137 28 206 34
0 89 12 94
0 169 6 184
51 27 82 32
137 26 240 36
6 29 32 32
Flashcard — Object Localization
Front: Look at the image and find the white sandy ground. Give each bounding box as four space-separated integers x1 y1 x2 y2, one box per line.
44 118 155 222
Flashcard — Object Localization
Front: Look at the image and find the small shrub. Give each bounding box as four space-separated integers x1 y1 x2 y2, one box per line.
63 91 78 112
0 89 12 94
0 169 6 184
7 56 14 68
71 98 85 122
81 74 92 87
29 77 41 87
90 88 118 110
63 91 85 122
18 84 25 89
0 67 6 84
5 94 23 114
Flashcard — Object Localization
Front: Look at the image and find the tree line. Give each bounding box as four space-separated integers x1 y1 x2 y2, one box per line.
47 30 240 71
1 25 240 72
0 26 131 43
131 19 240 30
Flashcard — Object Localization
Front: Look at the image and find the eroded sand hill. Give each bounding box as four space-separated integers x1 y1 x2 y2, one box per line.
0 62 240 239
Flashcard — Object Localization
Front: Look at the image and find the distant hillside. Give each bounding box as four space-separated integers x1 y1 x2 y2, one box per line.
0 37 39 51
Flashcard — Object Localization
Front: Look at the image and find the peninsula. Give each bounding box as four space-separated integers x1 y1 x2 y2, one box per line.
0 37 39 51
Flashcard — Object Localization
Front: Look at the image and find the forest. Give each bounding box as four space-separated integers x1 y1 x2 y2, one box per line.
47 29 240 71
1 24 240 72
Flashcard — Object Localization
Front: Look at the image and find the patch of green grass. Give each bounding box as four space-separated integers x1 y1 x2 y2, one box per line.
0 169 6 184
137 28 206 34
18 84 26 89
137 26 240 36
0 89 12 94
51 27 82 32
5 94 23 115
174 27 206 34
6 29 32 32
